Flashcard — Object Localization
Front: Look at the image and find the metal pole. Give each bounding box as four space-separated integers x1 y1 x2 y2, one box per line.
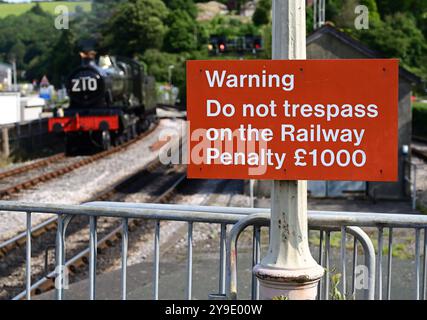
121 218 128 300
89 216 97 300
313 0 317 30
321 0 326 27
413 164 417 210
250 180 255 208
1 128 10 159
26 212 32 300
219 224 227 294
153 220 160 300
187 222 193 300
253 0 324 300
55 216 64 300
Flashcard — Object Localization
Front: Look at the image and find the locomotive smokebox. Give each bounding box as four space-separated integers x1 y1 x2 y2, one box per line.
67 66 106 108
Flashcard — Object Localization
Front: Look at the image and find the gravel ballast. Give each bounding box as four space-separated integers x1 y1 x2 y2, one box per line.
0 119 185 242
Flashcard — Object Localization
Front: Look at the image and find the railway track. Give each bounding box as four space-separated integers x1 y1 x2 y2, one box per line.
0 133 181 259
0 136 185 299
412 148 427 162
412 136 427 162
413 135 427 144
12 170 187 299
411 136 427 161
0 153 66 180
0 123 159 200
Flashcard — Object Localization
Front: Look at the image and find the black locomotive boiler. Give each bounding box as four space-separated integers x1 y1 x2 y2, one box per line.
48 52 157 153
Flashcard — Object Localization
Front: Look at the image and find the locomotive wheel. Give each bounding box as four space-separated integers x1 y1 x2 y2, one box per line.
116 135 125 145
138 119 150 133
65 139 75 156
112 133 119 147
131 123 137 139
101 130 111 151
65 136 80 155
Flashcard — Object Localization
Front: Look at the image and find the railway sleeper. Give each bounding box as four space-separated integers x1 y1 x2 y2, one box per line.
32 227 48 237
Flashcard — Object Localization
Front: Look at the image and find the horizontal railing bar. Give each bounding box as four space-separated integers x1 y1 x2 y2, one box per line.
1 201 427 228
0 216 57 251
307 213 427 228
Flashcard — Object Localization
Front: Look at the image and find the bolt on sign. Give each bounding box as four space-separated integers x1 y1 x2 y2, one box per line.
186 59 398 181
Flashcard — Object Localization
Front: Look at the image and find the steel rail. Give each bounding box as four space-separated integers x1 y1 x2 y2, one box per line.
0 153 66 180
12 173 188 299
0 127 184 258
412 147 427 162
0 160 181 258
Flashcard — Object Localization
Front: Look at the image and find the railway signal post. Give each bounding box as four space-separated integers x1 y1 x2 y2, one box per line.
252 0 324 300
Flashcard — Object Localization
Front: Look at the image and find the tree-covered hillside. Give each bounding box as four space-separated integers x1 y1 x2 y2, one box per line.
0 0 425 97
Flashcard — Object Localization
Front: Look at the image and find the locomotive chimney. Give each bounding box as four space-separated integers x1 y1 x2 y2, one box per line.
79 50 97 66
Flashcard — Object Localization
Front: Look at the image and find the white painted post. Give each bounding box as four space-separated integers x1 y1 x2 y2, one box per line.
313 0 318 30
253 0 324 300
250 179 255 208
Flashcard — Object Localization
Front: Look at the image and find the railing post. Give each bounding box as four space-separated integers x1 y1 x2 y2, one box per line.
1 127 10 159
413 164 417 210
55 216 65 300
253 1 324 300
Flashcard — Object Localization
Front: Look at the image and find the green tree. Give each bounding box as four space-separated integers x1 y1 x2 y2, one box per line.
29 3 48 16
375 0 427 38
321 0 427 82
252 0 271 26
103 0 169 56
357 12 427 77
141 49 187 100
325 0 344 21
8 40 25 67
164 10 198 53
163 0 198 19
48 29 80 87
203 15 259 38
0 9 59 82
141 49 185 83
92 0 125 19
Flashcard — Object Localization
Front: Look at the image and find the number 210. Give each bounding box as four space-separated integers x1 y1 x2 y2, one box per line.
71 77 97 92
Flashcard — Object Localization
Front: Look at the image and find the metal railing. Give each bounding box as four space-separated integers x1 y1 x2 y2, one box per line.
0 200 426 300
225 213 376 300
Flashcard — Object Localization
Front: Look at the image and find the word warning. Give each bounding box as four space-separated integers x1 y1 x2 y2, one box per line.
187 59 398 181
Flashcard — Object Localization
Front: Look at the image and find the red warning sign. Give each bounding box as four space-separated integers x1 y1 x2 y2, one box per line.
187 59 398 181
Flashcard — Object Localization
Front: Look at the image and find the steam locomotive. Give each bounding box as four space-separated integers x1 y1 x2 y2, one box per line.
48 51 157 154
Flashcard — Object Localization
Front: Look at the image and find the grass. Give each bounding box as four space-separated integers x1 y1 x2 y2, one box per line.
308 229 416 260
0 1 92 18
413 101 427 110
417 204 427 215
0 156 11 168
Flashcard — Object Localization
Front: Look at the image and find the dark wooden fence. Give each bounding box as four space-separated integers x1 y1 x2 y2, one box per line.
0 118 63 159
